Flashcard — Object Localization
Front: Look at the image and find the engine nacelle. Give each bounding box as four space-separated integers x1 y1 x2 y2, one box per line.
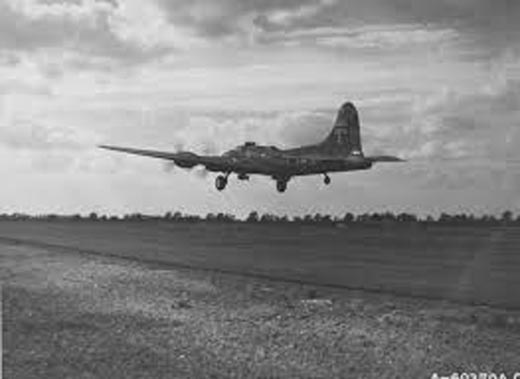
174 152 198 168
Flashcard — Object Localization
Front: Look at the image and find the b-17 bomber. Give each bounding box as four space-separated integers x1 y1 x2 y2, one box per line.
100 102 404 193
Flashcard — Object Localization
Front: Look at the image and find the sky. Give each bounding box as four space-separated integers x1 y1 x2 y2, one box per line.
0 0 519 217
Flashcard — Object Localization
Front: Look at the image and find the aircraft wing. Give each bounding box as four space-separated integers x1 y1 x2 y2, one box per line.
100 145 181 160
99 145 231 172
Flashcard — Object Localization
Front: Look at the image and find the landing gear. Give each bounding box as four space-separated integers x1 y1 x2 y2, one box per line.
323 173 331 185
215 175 228 191
276 180 288 193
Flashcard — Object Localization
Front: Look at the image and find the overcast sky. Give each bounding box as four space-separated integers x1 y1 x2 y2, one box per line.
0 0 519 217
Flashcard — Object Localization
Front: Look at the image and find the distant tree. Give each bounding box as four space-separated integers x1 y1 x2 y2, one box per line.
381 212 396 223
356 213 371 223
369 213 383 222
395 213 417 223
130 213 143 221
343 212 355 223
246 211 259 223
303 214 313 224
478 214 498 226
438 213 452 224
312 213 323 223
260 213 274 223
279 215 289 223
88 212 98 221
172 211 183 221
320 214 333 225
164 211 173 220
215 213 235 223
501 210 513 224
457 213 469 224
182 214 201 223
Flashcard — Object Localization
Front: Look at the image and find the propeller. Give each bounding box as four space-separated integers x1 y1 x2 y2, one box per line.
161 140 215 178
192 165 209 179
162 141 185 173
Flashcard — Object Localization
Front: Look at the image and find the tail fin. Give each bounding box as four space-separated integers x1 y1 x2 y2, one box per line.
321 102 363 156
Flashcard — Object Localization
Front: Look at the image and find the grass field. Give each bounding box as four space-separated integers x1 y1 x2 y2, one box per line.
1 220 520 308
3 235 520 378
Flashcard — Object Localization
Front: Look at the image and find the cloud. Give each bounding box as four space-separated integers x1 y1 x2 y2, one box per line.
0 0 176 68
0 116 106 174
0 119 99 151
155 0 334 40
155 0 519 56
255 23 458 50
368 75 520 192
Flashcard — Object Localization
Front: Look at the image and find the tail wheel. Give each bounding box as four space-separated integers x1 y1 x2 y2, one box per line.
276 180 288 193
324 174 331 185
215 175 227 191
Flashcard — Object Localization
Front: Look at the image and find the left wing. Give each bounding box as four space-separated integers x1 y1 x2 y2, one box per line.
100 145 184 160
99 145 231 172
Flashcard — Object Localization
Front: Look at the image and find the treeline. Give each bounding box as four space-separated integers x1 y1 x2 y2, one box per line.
1 210 519 227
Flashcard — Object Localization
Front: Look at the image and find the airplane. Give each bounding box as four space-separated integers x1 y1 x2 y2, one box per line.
100 101 404 193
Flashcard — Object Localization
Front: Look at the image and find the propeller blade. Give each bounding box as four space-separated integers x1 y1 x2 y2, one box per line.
163 161 176 172
162 141 186 172
192 166 209 179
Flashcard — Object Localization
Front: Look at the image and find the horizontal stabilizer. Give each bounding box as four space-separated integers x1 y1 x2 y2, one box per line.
366 155 406 163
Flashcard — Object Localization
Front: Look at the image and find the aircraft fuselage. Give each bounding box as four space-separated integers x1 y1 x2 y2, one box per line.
220 144 372 178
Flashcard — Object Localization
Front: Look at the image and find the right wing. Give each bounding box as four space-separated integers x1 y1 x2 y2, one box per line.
99 145 231 172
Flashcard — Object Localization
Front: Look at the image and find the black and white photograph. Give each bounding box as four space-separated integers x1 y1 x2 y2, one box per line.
1 0 520 377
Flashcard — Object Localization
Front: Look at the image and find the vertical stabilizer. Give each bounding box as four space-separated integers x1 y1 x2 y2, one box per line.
321 102 363 156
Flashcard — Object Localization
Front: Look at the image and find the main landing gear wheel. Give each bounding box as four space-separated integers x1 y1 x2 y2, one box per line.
276 180 288 193
215 175 228 191
323 174 331 185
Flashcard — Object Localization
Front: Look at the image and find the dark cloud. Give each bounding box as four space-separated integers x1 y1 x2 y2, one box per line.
155 0 322 38
37 0 118 8
156 0 520 51
0 51 21 66
0 1 170 67
38 0 84 5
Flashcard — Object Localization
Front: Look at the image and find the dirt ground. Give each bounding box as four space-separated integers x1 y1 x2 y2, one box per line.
3 239 520 379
